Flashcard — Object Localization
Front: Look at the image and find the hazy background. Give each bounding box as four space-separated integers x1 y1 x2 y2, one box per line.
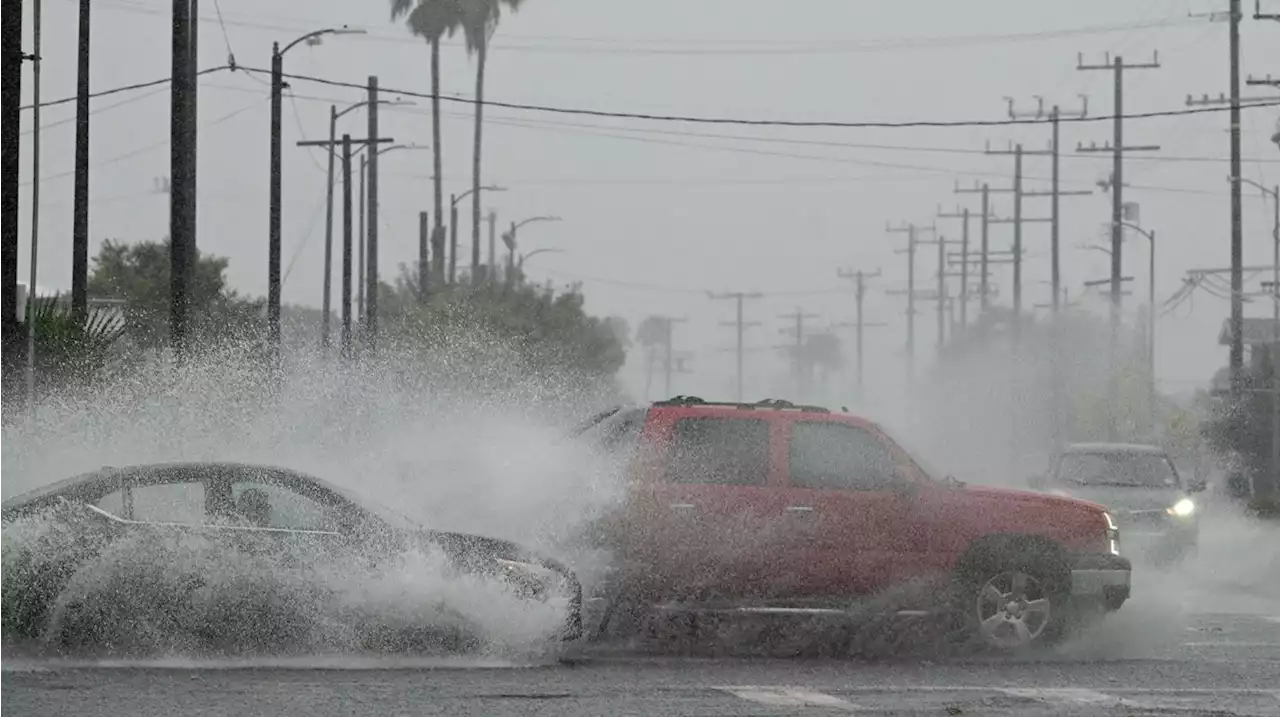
12 0 1280 410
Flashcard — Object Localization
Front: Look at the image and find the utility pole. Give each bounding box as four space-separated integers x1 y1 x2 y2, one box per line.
321 106 338 346
487 210 497 284
709 291 763 402
0 0 22 391
297 133 395 356
778 307 821 399
654 316 689 397
419 211 430 300
358 155 366 327
170 0 195 357
955 182 1015 315
71 0 91 322
886 222 936 376
268 40 284 358
914 234 963 350
341 134 354 359
1078 51 1161 439
449 194 459 285
836 268 884 393
366 76 380 347
1003 96 1092 313
982 143 1061 335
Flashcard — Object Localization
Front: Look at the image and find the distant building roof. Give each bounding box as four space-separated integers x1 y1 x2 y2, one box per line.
1218 317 1280 346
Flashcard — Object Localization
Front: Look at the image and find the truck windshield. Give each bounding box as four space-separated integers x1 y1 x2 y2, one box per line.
1058 452 1179 488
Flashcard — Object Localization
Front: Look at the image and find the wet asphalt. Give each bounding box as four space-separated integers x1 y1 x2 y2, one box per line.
6 516 1280 717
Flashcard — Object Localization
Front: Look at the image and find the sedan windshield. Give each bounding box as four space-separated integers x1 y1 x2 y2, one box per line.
1057 452 1178 488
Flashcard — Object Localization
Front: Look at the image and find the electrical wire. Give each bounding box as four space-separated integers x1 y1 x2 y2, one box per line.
22 85 171 136
241 66 1280 129
84 2 1202 56
19 95 266 186
18 65 234 111
20 63 1279 131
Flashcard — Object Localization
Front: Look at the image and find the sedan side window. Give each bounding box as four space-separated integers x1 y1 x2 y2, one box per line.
789 421 896 491
96 482 206 524
227 482 341 532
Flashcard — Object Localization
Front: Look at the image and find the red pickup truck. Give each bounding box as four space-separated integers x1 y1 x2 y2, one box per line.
576 397 1131 652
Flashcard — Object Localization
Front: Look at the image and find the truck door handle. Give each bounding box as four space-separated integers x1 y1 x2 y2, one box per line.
669 503 695 510
786 505 814 513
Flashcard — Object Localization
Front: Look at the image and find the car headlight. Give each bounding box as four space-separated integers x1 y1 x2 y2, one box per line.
495 558 558 598
1166 498 1196 517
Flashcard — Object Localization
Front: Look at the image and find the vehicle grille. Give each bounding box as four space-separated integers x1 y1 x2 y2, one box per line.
1116 508 1170 529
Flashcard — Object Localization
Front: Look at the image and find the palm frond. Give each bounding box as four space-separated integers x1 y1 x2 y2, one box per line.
399 0 465 42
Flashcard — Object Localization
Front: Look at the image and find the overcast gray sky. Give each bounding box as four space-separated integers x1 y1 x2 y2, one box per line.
13 0 1280 401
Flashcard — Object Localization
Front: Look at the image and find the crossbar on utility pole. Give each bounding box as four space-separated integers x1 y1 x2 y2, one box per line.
1003 96 1092 313
955 181 1017 315
709 291 763 402
915 235 964 351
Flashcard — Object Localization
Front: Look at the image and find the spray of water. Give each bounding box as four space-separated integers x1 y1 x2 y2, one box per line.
2 327 632 661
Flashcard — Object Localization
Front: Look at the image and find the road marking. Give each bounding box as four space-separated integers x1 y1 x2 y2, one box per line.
716 686 857 711
999 688 1148 708
1182 641 1280 647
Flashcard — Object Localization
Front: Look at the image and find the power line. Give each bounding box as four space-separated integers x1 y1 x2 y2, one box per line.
242 66 1280 129
19 63 1280 130
87 3 1202 55
18 64 234 111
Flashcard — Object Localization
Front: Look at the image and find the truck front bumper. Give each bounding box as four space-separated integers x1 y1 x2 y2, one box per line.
1069 552 1131 610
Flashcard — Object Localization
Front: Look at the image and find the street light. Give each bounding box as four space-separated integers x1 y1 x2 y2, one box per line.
269 26 364 356
502 216 563 282
447 186 506 284
319 98 414 348
1117 219 1157 437
518 247 566 269
1231 175 1280 490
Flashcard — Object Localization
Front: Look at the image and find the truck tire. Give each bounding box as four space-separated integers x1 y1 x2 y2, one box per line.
952 540 1072 653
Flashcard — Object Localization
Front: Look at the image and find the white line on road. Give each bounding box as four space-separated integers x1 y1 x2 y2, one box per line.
715 686 858 711
999 687 1149 708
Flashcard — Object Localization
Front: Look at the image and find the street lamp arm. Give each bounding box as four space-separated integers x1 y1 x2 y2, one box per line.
513 215 562 232
336 98 414 121
453 185 506 206
1229 175 1280 200
1117 220 1155 242
279 27 365 57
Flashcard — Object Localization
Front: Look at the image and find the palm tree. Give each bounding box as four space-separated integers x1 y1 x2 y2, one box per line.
459 0 524 281
391 0 462 286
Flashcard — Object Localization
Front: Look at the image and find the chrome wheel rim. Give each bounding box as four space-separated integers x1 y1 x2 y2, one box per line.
975 570 1052 650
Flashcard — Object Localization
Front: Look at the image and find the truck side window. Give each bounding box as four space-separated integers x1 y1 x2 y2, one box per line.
668 417 769 487
789 421 895 491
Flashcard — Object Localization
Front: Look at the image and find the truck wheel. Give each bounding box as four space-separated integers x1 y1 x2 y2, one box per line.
954 546 1070 652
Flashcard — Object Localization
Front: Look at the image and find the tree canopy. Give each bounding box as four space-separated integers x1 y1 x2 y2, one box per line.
88 238 263 349
384 276 626 381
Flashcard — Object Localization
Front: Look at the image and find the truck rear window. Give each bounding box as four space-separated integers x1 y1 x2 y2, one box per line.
668 417 769 486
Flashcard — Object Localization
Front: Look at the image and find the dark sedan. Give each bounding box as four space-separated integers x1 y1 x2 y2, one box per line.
1031 443 1202 564
1 462 583 652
